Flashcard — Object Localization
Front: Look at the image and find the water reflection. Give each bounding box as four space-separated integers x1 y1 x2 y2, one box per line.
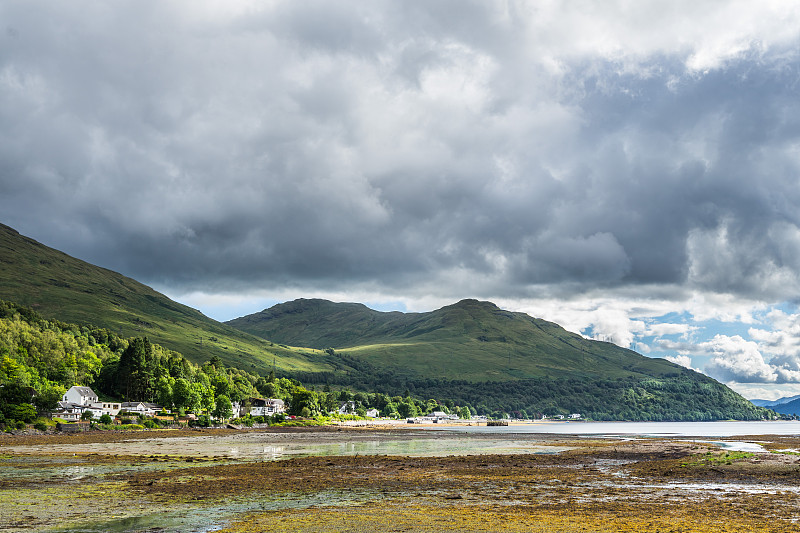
426 420 800 437
4 434 571 460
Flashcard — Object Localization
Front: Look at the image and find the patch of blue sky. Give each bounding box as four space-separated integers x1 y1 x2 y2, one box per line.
687 319 753 339
364 300 408 313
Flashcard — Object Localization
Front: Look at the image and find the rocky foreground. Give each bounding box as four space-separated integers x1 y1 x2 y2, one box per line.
2 427 800 532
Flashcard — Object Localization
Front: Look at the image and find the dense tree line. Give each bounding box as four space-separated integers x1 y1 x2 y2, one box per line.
292 350 773 421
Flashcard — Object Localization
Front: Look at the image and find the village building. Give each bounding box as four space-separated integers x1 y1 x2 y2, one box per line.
53 386 122 420
99 401 122 417
420 411 458 423
365 408 380 418
53 401 85 422
63 386 98 405
337 401 357 415
119 402 163 418
249 398 285 417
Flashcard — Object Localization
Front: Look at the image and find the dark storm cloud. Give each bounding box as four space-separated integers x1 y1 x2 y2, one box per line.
2 1 800 302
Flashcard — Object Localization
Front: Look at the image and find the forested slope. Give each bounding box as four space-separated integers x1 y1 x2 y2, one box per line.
0 223 327 375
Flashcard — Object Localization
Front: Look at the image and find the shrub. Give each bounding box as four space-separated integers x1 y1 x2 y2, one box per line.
99 414 112 424
15 420 26 430
114 424 144 430
189 415 210 428
33 421 47 431
12 404 37 423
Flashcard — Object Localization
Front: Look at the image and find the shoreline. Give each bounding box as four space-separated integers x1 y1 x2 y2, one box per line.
3 417 800 449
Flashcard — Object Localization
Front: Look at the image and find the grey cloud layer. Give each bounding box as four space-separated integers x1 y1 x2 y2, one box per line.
2 1 800 301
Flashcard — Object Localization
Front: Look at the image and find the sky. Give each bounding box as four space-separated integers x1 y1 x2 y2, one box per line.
2 1 800 400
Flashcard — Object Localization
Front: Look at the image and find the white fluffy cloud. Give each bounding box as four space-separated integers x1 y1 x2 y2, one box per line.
749 310 800 359
665 354 700 372
660 328 800 385
703 335 779 383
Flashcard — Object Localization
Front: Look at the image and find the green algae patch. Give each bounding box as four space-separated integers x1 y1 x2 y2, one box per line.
682 451 757 467
220 499 798 533
0 481 146 532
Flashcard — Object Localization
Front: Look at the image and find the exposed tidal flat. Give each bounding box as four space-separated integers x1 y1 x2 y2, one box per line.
2 423 800 532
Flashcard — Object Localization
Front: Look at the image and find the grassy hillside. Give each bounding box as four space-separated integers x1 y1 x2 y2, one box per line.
228 298 687 382
228 298 774 420
0 224 330 375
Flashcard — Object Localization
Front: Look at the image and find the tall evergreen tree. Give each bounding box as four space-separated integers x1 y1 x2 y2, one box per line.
118 337 155 400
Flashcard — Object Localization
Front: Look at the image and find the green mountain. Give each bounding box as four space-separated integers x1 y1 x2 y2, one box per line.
228 298 771 421
227 298 683 382
0 223 328 374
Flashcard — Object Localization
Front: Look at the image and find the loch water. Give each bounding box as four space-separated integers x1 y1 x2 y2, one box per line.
427 420 800 437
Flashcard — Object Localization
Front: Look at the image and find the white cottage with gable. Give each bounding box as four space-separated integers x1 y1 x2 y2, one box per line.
120 402 162 417
250 398 285 417
54 386 121 419
63 386 98 405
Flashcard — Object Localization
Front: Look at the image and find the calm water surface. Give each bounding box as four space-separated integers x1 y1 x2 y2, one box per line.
2 432 571 459
428 420 800 437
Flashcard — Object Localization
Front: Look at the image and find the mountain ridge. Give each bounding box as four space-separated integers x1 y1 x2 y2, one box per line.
228 297 690 382
765 397 800 417
227 298 770 420
750 394 800 407
0 223 328 374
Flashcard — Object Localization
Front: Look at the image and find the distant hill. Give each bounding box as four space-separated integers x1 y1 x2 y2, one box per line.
228 298 687 382
768 398 800 417
227 298 771 420
751 395 800 416
750 395 800 408
0 223 329 374
750 399 773 407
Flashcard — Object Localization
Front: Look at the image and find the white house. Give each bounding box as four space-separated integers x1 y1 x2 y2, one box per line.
98 401 122 417
365 408 379 418
119 402 162 418
52 401 86 422
63 386 98 406
56 387 121 419
250 398 285 417
420 411 458 423
337 401 356 415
